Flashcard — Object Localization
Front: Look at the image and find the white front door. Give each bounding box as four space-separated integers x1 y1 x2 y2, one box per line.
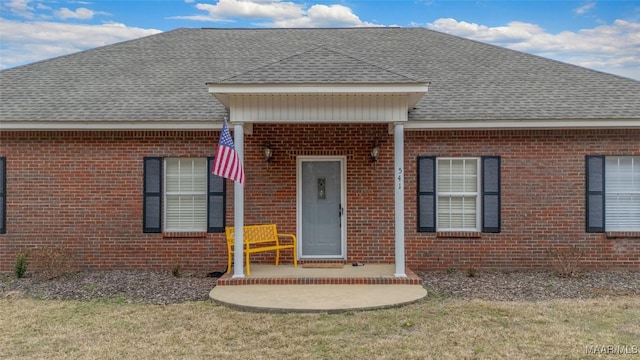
297 157 346 258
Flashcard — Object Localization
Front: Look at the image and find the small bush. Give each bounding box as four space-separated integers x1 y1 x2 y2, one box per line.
14 252 28 279
172 262 182 277
546 245 585 278
31 246 75 280
466 267 478 278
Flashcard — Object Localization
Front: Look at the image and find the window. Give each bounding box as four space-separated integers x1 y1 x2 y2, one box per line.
0 157 5 234
165 158 207 231
143 157 225 233
418 156 500 233
586 156 640 232
437 158 480 230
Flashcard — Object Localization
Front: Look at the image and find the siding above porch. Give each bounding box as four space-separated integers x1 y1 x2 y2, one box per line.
226 92 417 123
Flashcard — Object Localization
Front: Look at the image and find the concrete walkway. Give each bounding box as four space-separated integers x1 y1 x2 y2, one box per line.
210 264 428 313
210 284 428 313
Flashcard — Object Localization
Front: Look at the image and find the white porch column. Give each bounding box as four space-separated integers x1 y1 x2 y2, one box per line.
394 123 407 277
232 123 245 278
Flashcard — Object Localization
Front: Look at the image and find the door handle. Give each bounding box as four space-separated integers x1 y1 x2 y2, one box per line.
338 204 343 227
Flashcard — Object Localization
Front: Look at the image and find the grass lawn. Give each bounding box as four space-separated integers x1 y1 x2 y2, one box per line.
1 296 639 359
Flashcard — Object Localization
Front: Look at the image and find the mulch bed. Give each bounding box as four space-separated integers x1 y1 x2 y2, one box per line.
1 269 639 304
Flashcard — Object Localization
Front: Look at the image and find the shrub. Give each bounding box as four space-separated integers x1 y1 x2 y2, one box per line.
172 262 182 277
546 245 585 278
14 252 28 278
30 246 75 280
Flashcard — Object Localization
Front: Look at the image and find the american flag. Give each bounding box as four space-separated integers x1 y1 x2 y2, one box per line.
212 120 245 186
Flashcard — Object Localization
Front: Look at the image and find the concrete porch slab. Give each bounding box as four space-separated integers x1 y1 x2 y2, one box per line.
215 264 423 285
209 284 428 313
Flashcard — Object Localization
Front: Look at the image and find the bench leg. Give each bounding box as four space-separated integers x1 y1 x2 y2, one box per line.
275 249 280 266
246 252 251 276
227 250 233 274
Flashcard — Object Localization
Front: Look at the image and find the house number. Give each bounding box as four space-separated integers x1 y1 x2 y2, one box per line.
397 167 403 190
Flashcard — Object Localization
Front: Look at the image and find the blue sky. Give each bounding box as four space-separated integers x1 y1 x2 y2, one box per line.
1 0 639 80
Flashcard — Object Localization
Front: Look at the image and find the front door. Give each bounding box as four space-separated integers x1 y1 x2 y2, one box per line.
298 158 345 258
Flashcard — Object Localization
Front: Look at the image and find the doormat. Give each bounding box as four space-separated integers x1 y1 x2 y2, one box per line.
301 263 344 268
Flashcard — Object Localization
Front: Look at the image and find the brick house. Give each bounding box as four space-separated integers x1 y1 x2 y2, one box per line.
1 28 639 275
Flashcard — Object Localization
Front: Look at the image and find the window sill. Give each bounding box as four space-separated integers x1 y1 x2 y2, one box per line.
436 231 481 238
606 231 640 239
163 231 207 238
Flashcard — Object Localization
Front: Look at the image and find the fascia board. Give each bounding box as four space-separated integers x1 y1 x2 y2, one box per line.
403 119 640 130
1 121 223 131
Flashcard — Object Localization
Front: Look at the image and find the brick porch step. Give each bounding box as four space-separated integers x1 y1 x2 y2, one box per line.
216 265 423 286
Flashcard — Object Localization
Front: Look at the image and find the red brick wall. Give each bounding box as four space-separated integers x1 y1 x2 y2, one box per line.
0 131 227 272
1 127 639 272
404 129 640 270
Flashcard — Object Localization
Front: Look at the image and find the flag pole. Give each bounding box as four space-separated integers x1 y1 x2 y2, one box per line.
212 115 246 277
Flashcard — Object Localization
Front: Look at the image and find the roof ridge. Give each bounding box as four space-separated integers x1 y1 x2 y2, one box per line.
216 44 425 84
215 45 322 83
318 45 424 83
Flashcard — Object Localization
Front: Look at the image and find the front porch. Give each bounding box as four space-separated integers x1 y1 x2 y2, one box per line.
215 264 423 286
210 264 427 312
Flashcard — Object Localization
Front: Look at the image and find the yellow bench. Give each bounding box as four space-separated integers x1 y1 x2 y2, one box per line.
226 224 298 276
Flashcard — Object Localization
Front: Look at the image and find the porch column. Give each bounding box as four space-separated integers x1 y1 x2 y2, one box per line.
394 123 407 277
233 123 245 278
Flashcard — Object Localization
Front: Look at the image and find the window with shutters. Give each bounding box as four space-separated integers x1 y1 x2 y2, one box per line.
605 156 640 231
143 157 225 234
164 158 208 232
418 156 500 233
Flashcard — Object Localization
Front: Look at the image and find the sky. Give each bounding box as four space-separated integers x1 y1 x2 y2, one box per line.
1 0 639 80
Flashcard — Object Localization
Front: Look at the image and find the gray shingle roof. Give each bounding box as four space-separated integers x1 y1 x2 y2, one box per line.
1 27 639 123
217 45 423 84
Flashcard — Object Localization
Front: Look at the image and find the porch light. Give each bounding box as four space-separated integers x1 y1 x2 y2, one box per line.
263 146 273 163
370 145 380 162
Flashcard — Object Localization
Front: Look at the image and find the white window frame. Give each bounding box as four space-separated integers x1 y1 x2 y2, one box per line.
436 157 481 231
163 158 208 232
605 156 640 231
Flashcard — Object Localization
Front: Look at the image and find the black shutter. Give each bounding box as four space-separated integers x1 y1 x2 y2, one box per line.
0 157 5 234
586 155 605 232
207 157 226 233
482 156 501 233
417 156 436 232
143 157 162 233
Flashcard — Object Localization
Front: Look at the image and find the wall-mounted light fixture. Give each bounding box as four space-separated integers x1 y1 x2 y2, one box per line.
370 144 380 163
263 145 273 163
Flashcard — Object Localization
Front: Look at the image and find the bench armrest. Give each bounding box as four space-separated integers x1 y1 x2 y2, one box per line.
276 233 296 244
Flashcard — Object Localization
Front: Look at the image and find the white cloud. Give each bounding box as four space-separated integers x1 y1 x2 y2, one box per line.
0 18 162 70
575 1 596 15
172 0 378 27
268 4 377 28
426 18 640 80
177 0 304 21
4 0 36 18
55 7 95 20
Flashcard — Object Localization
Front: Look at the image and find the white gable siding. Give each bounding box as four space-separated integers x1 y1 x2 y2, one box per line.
230 94 408 123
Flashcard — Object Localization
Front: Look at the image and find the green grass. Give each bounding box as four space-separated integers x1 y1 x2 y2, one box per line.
1 296 639 359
